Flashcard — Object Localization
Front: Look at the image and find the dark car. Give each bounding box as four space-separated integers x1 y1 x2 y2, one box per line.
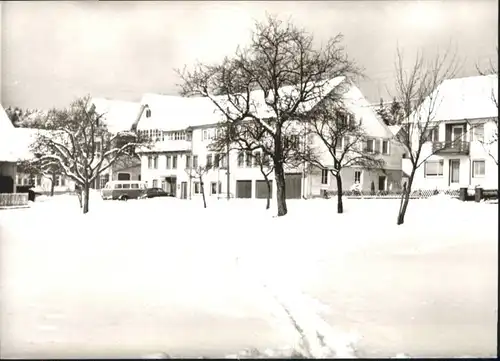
142 187 174 198
16 185 42 202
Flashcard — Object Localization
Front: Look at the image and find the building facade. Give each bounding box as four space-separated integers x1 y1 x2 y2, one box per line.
137 79 404 199
403 75 498 191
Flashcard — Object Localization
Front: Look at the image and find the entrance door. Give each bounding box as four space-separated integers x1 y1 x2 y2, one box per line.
451 125 464 143
181 182 187 199
449 159 460 184
378 175 386 191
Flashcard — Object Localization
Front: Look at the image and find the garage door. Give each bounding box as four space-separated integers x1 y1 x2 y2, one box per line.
236 180 252 198
255 180 273 199
285 173 302 199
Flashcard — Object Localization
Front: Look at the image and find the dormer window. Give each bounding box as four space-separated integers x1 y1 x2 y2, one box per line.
145 109 151 118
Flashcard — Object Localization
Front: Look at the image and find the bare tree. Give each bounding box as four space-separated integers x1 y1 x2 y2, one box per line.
392 46 461 225
210 121 278 209
303 95 386 214
177 15 360 217
185 164 211 208
474 50 498 166
17 159 60 196
29 95 148 214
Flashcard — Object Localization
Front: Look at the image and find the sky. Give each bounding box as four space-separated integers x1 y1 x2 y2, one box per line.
0 0 498 110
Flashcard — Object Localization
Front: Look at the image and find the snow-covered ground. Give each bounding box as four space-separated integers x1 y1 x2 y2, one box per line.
0 193 497 358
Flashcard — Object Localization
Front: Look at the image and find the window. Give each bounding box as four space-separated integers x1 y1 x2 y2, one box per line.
263 154 271 166
472 124 484 142
36 175 42 186
152 179 158 188
123 184 131 189
166 155 171 169
425 127 440 142
203 130 208 141
186 155 191 169
115 183 123 189
245 151 252 167
60 177 66 186
131 183 139 189
354 170 361 184
321 169 329 185
54 176 60 186
220 153 227 168
211 182 217 195
118 173 130 181
148 156 158 169
335 136 343 150
238 152 244 167
382 140 390 155
172 155 177 169
194 182 200 194
254 152 261 167
206 154 213 168
193 155 198 168
472 160 485 177
424 160 444 177
218 181 222 194
214 154 220 168
365 139 375 153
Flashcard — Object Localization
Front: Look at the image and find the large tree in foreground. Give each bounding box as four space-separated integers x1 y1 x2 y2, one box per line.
392 46 460 225
177 15 359 217
28 95 147 214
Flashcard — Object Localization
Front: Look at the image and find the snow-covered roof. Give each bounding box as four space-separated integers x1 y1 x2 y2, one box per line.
0 104 18 161
0 126 44 162
415 74 498 122
340 83 394 138
91 98 142 134
137 77 348 132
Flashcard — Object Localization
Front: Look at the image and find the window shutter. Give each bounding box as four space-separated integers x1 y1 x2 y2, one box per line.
375 139 381 153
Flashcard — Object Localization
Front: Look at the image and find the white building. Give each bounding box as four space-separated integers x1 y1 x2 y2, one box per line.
136 78 405 199
403 74 498 191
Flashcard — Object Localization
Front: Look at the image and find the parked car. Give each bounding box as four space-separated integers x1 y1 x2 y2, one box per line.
100 180 147 201
142 188 174 198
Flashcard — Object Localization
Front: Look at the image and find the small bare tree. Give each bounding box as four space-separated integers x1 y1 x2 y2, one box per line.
210 121 277 209
17 159 60 196
177 14 360 217
303 95 385 214
392 46 461 225
29 95 148 214
474 50 498 166
185 165 211 208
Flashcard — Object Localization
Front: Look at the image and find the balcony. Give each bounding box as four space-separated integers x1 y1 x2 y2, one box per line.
432 141 470 155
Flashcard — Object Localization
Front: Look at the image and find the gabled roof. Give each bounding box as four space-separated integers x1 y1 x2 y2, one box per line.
137 77 348 132
91 98 142 133
415 74 498 122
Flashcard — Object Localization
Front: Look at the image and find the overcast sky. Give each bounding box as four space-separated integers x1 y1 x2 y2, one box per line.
1 0 498 110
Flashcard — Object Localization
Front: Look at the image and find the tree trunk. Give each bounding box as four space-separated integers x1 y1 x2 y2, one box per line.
335 174 344 214
265 176 271 210
82 182 90 214
200 179 207 208
77 186 83 208
50 172 56 196
274 161 287 216
397 170 415 225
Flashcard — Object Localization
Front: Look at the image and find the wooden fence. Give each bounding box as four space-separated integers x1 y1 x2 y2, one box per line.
319 189 461 199
0 193 29 208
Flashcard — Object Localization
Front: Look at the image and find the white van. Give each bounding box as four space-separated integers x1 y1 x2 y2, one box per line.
101 180 147 200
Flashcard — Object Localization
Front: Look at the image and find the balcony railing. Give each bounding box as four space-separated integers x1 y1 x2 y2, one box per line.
432 141 470 155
